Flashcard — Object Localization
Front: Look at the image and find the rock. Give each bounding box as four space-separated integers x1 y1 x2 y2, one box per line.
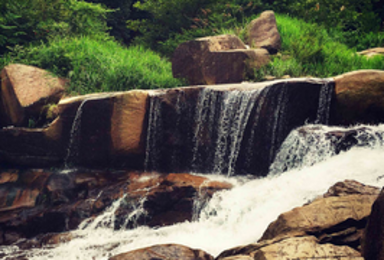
202 49 270 85
109 244 214 260
362 189 384 260
245 11 281 54
172 35 246 85
323 180 380 198
331 70 384 125
217 236 362 260
260 194 377 247
0 169 231 245
357 47 384 58
0 90 149 168
0 64 66 127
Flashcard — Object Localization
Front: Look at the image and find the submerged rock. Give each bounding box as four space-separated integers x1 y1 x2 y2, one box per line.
109 244 214 260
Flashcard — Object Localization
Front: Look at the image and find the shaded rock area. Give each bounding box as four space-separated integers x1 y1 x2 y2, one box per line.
331 70 384 125
0 64 66 127
0 169 231 245
217 180 379 260
245 10 281 54
109 244 214 260
362 188 384 260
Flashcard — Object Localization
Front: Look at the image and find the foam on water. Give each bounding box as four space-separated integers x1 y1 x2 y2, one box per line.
4 125 384 259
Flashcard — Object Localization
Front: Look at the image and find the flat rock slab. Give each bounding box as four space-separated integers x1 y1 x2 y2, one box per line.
0 64 66 126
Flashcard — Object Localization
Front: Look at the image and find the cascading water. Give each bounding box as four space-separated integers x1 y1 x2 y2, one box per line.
145 79 334 176
5 80 383 260
4 124 384 260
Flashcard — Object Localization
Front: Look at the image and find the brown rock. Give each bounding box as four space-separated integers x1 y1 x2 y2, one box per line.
362 189 384 260
260 194 377 241
357 47 384 58
245 11 281 54
217 236 362 260
332 70 384 125
172 35 246 85
202 49 270 85
109 244 214 260
323 180 380 198
0 64 66 126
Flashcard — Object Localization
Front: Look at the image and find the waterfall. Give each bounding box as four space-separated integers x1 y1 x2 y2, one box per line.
144 79 334 176
6 125 384 260
270 124 384 174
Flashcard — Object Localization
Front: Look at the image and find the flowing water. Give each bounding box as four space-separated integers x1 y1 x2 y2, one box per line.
3 124 384 259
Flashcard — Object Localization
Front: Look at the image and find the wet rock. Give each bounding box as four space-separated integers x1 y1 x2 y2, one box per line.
109 244 214 260
332 70 384 125
172 35 246 85
202 49 270 85
217 236 362 260
362 189 384 260
245 11 281 54
0 64 66 127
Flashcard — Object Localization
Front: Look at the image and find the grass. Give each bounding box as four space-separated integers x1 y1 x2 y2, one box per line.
1 36 185 95
253 14 384 80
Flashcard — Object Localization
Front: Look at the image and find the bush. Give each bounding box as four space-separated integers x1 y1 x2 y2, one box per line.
0 0 110 55
3 36 184 95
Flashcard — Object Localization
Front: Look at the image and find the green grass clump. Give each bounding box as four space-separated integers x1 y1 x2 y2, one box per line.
253 14 384 80
3 36 184 95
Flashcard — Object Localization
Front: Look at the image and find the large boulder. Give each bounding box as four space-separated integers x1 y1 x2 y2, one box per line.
260 194 377 242
201 49 270 85
0 64 66 127
172 35 247 85
245 11 281 54
217 236 362 260
331 70 384 125
109 244 214 260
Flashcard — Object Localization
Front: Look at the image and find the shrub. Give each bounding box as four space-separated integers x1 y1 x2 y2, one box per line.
3 36 184 95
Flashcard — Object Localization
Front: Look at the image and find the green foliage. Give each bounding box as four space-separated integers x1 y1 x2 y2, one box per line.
3 36 184 95
253 14 384 80
0 0 110 55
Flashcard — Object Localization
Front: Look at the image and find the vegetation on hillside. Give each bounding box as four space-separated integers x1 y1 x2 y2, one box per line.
1 0 384 94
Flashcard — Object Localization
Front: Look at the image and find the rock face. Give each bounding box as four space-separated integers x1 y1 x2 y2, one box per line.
217 180 378 260
362 189 384 260
0 169 231 245
358 47 384 58
332 70 384 125
245 11 281 54
202 49 270 85
0 64 66 127
109 244 214 260
172 34 247 85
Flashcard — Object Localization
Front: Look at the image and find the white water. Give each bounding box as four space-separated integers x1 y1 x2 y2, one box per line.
3 124 384 260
